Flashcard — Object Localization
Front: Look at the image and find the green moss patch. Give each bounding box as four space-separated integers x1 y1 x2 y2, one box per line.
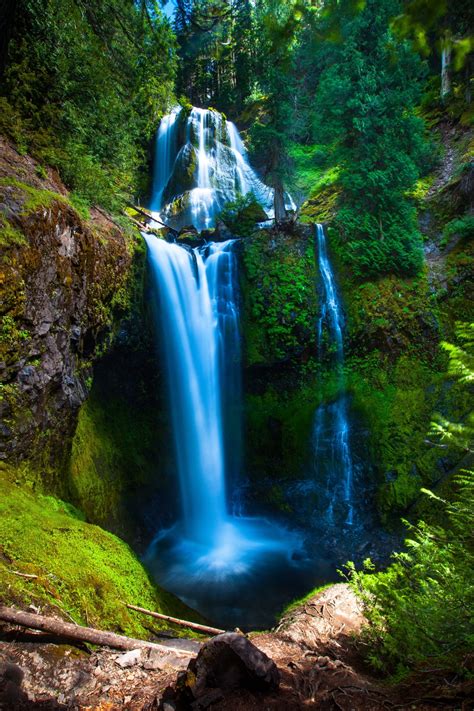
241 227 318 366
0 213 26 247
0 177 69 216
68 387 157 531
0 463 199 636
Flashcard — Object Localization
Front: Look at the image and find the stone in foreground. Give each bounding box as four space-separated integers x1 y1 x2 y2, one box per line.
160 632 279 709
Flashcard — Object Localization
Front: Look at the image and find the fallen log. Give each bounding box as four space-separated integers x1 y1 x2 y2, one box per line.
0 606 194 657
125 604 225 636
126 202 179 237
127 214 162 236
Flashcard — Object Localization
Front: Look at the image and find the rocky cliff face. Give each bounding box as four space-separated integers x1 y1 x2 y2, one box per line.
0 136 137 489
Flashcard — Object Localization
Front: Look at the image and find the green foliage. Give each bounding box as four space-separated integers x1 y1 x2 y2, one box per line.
0 464 199 636
246 381 319 481
0 315 30 349
348 354 445 516
219 192 267 236
346 323 474 676
68 191 91 221
68 387 157 530
246 0 308 207
346 472 474 676
313 0 429 277
174 0 255 115
241 228 318 364
281 583 332 617
1 0 177 211
430 323 474 451
0 213 25 247
442 214 474 246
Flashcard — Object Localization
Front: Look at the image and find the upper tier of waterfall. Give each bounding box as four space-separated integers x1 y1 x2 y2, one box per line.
150 106 292 231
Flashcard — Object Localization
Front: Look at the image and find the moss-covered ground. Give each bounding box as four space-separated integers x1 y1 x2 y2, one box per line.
0 463 202 637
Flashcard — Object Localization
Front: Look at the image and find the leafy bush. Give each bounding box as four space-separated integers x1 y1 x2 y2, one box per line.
346 322 474 676
346 473 474 676
220 192 267 236
442 214 474 247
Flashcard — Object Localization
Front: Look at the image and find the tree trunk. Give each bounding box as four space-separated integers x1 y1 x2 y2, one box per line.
274 183 287 224
0 606 194 656
465 56 472 105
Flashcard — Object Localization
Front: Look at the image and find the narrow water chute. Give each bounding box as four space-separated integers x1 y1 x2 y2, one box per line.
313 224 355 526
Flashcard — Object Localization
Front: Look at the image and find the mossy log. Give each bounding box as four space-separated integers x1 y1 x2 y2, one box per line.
126 202 179 237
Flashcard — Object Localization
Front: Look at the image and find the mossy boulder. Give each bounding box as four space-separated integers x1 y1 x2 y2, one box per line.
300 183 341 224
220 194 267 236
162 143 198 204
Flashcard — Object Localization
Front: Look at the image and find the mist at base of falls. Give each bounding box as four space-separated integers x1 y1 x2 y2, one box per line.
145 516 319 629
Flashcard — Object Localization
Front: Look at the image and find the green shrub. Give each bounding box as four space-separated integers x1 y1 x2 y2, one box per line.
346 472 474 676
441 214 474 247
220 192 268 236
346 323 474 676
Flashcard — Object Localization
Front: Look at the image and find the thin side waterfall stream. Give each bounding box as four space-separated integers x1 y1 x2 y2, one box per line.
313 224 354 527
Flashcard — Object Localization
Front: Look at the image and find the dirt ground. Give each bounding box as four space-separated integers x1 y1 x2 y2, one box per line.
1 585 472 710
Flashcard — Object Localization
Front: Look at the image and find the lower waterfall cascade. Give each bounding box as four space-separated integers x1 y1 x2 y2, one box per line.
144 234 311 628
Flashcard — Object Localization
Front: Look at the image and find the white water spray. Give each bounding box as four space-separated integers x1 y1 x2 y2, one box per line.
150 106 293 230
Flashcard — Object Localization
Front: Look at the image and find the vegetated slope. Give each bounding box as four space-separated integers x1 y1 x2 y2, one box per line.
2 583 471 709
0 136 201 633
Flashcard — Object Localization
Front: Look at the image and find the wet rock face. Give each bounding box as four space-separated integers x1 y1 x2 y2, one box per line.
0 137 134 480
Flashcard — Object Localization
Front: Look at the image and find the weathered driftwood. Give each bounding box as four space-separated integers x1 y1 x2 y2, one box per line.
0 606 194 656
126 603 225 636
11 571 38 580
127 214 161 236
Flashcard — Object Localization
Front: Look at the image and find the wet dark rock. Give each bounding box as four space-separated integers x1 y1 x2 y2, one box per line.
215 220 233 242
0 136 134 473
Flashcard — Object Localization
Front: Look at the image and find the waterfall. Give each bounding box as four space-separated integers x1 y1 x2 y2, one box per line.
150 106 293 231
313 224 354 526
145 236 237 544
149 108 180 212
144 231 305 627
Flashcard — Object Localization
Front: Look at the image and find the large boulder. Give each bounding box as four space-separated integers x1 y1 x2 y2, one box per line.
160 632 279 709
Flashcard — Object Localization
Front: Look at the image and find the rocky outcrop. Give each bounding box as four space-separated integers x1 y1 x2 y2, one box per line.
240 222 318 370
161 633 279 709
0 136 138 486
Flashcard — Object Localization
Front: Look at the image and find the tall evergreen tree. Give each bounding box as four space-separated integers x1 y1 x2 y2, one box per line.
314 0 429 277
249 0 306 220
